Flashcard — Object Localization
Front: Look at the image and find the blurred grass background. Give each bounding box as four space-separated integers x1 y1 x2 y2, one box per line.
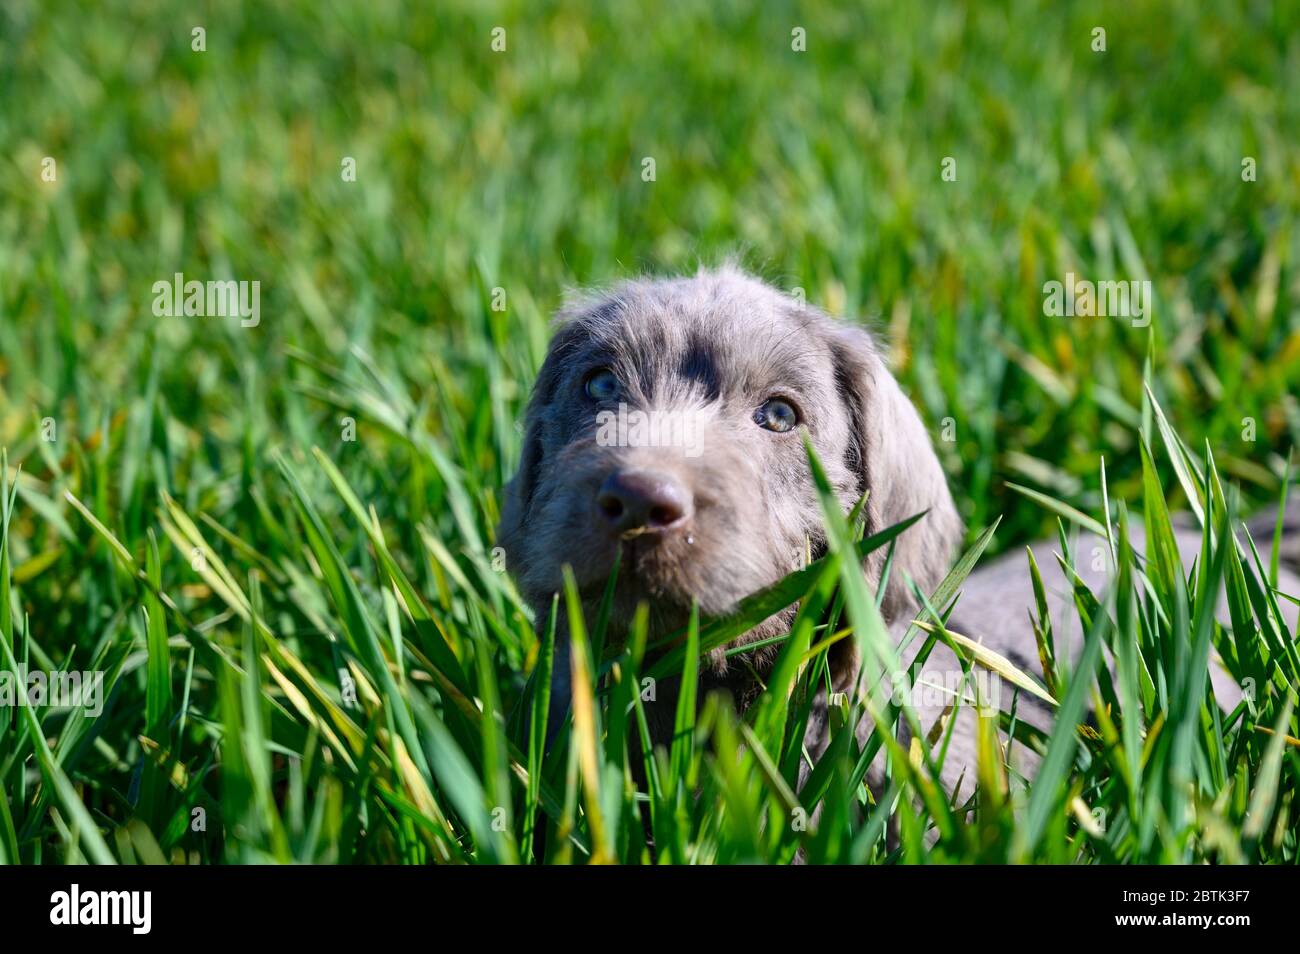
0 0 1298 863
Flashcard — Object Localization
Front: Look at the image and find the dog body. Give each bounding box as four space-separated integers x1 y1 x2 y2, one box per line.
909 520 1300 798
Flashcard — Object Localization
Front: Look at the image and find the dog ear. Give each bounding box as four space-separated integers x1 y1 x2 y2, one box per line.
496 418 541 565
824 322 964 631
496 318 592 576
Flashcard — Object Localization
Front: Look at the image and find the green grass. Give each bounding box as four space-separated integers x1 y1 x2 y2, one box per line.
1 0 1298 863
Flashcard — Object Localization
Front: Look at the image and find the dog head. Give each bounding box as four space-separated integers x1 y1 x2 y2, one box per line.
497 266 962 681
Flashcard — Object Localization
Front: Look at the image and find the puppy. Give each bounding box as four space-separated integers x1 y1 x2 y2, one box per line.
497 265 961 763
497 265 1297 796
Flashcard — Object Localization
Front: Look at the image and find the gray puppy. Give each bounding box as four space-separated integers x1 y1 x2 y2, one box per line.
498 265 1297 796
497 266 960 733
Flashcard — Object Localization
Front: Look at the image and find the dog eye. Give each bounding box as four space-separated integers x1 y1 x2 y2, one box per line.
755 398 799 432
584 368 620 402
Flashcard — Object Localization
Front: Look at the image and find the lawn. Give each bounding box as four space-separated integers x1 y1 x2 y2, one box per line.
1 0 1298 863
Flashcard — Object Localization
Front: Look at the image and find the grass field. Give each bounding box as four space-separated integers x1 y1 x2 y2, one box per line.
1 0 1299 864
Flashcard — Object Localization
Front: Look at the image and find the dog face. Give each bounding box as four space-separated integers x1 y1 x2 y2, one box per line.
497 266 962 677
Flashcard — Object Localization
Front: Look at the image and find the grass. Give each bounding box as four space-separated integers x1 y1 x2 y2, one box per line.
1 0 1298 863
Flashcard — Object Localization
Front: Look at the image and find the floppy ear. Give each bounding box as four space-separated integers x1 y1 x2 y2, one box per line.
496 319 590 580
825 323 964 629
496 417 541 566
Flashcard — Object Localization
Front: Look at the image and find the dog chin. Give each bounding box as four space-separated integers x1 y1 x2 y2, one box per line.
550 543 701 626
600 557 700 615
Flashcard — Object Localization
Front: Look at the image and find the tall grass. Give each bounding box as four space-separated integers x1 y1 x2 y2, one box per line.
1 0 1298 863
0 388 1297 863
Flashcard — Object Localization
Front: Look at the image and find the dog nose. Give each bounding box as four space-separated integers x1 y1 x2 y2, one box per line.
596 470 692 535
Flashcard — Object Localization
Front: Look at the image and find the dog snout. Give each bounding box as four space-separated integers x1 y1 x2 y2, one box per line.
595 469 693 535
